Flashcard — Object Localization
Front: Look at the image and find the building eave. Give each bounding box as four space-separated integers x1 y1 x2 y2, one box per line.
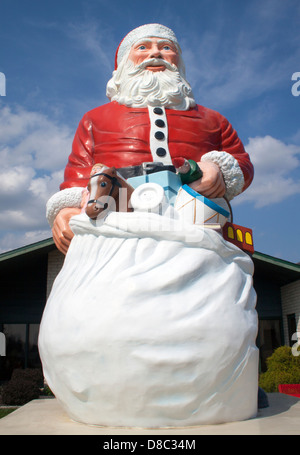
252 251 300 286
0 238 55 263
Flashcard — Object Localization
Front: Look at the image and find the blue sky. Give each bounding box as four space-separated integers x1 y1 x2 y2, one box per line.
0 0 299 263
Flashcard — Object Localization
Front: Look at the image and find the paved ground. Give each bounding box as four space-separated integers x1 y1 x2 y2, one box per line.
0 393 299 435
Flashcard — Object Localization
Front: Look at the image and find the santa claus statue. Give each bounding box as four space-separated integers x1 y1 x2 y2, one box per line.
46 23 253 254
39 24 258 427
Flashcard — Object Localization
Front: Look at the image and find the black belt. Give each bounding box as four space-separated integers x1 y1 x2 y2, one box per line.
116 162 176 179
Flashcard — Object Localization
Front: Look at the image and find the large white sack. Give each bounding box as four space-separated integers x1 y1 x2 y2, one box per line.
38 210 258 427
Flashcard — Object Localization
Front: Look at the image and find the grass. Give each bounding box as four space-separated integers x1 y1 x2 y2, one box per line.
0 408 18 419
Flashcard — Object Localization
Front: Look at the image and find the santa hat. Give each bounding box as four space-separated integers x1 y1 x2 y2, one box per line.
115 23 180 69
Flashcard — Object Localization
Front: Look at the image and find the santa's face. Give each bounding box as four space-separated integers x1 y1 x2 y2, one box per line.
106 36 196 110
128 37 179 72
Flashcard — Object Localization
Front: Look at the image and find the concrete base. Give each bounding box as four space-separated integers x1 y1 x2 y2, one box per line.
0 394 299 435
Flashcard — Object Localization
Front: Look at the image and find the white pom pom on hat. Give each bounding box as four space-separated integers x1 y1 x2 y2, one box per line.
114 23 180 69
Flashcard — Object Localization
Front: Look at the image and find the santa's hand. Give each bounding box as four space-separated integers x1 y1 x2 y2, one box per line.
189 161 226 198
52 207 81 255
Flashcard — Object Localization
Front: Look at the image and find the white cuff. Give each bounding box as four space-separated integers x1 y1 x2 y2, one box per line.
46 187 84 227
201 151 245 200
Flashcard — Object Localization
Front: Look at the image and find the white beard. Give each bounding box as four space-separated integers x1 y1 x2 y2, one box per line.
106 56 196 111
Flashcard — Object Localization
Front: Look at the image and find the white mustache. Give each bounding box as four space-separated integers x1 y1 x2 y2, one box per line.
136 58 177 71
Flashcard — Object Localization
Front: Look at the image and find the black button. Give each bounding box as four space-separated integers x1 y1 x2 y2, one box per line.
153 107 163 115
155 119 165 128
156 148 167 157
155 131 165 140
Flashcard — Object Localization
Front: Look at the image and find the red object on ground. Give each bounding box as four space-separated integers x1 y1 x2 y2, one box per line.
278 384 300 397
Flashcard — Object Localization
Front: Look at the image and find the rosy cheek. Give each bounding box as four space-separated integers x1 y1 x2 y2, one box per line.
130 54 143 65
171 55 179 65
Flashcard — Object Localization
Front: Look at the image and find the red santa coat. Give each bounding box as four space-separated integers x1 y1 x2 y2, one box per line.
61 101 253 192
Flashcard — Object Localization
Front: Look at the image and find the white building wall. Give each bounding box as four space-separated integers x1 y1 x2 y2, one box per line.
281 279 300 346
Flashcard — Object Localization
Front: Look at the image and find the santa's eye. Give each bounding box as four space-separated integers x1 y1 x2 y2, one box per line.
138 45 146 50
163 45 171 50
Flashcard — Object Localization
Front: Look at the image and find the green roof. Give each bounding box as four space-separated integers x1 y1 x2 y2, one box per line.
252 251 300 285
0 238 55 262
253 251 300 272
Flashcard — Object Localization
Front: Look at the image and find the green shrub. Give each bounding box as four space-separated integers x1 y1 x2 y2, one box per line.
40 384 54 397
1 368 43 406
259 346 300 393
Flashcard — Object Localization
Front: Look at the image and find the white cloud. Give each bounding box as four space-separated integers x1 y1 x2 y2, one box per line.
0 104 72 251
0 105 73 171
233 136 300 208
29 170 64 201
0 166 35 195
0 169 62 231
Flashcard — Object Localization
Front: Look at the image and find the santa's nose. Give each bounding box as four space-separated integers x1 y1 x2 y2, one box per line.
150 46 162 58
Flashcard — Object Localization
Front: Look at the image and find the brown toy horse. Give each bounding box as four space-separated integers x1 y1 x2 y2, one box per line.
85 166 134 220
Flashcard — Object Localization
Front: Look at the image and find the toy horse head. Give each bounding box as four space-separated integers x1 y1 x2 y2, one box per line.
85 166 134 219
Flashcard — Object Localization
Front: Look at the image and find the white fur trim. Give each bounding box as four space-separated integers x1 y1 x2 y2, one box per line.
117 24 180 66
201 151 245 200
46 187 84 227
